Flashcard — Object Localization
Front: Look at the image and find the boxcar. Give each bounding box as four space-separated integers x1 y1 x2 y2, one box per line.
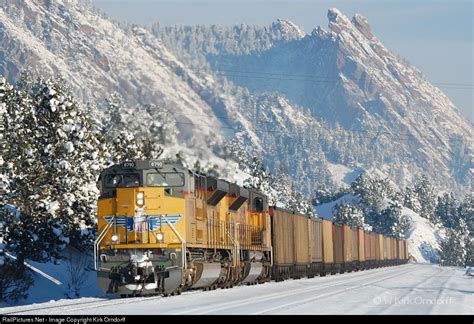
391 238 397 265
333 224 344 273
358 228 366 269
343 225 353 272
375 234 384 266
322 219 334 274
293 211 310 278
384 236 391 263
270 207 295 281
351 227 359 270
364 230 372 268
308 218 323 277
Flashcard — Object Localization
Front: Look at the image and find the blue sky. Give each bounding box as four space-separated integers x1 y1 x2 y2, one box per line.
92 0 473 122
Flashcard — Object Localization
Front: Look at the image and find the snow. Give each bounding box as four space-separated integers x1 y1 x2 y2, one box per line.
326 163 364 187
0 251 102 308
403 207 444 264
1 264 471 314
315 194 359 220
64 141 75 153
47 201 60 216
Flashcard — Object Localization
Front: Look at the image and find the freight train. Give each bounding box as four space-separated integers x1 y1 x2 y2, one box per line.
94 160 409 297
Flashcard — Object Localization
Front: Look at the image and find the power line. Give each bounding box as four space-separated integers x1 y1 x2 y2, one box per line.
153 98 468 143
205 68 474 90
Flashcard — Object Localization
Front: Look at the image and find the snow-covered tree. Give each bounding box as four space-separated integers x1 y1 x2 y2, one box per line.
333 203 364 227
351 172 394 213
244 156 275 202
224 134 250 171
312 186 340 206
402 186 422 214
458 194 473 234
369 201 411 238
412 175 439 224
436 193 459 229
439 223 469 267
102 93 145 163
1 76 109 261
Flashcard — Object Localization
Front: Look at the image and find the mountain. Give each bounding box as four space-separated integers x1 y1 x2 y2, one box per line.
0 0 240 176
153 8 473 195
0 0 472 196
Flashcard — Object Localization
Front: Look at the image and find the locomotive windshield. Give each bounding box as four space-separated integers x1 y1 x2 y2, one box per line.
146 172 184 187
105 173 140 188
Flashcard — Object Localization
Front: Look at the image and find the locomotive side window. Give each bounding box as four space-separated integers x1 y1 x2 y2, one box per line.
146 172 184 187
254 197 264 211
105 173 140 188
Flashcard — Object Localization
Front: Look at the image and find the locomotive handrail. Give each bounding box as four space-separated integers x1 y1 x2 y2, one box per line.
161 214 187 269
94 217 114 271
224 224 240 268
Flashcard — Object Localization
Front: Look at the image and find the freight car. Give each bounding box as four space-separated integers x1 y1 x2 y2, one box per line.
94 161 409 297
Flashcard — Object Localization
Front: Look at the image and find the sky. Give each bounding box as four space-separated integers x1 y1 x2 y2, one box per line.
92 0 473 122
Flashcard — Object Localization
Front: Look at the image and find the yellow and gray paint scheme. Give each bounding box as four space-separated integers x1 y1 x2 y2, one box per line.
95 160 272 296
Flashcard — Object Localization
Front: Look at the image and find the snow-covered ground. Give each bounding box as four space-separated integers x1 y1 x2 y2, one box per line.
0 252 101 308
1 264 472 315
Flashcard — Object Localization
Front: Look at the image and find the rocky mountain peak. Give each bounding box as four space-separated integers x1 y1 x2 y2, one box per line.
272 18 306 39
327 7 354 34
351 14 374 40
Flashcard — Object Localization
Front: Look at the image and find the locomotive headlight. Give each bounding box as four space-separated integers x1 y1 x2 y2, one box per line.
156 232 164 242
136 191 145 207
111 234 119 243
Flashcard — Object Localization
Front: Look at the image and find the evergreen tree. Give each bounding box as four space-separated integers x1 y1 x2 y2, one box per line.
402 186 421 214
102 93 145 163
333 203 364 227
412 175 439 224
351 173 393 213
436 193 459 229
458 194 473 234
312 186 337 206
439 227 467 267
369 202 411 238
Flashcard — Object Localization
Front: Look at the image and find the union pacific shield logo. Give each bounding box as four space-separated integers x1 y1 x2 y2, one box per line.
104 215 182 232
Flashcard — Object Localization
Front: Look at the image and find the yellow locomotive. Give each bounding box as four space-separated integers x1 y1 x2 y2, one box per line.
94 160 272 296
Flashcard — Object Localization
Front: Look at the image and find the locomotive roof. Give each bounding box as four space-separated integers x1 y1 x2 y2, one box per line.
100 160 267 197
102 160 187 173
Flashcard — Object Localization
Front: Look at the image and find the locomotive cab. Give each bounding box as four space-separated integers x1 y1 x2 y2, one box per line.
95 160 189 296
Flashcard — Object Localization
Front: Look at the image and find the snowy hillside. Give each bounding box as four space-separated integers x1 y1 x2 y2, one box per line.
0 0 245 178
0 1 471 196
154 8 473 196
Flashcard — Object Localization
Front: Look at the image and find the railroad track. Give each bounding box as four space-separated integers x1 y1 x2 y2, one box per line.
252 266 417 315
176 264 415 315
2 265 414 315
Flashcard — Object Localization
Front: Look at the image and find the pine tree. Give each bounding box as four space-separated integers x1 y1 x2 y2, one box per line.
312 186 336 206
403 186 421 214
458 194 473 234
102 93 145 163
333 203 364 227
2 76 111 260
369 202 411 238
436 193 459 229
412 175 439 224
351 173 393 213
439 227 467 267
